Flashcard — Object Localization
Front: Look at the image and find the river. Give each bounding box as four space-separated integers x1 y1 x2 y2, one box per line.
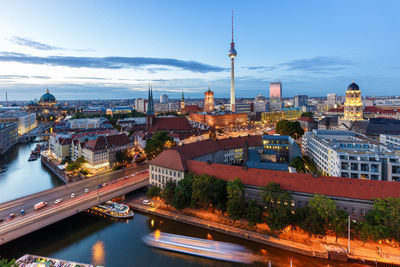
0 142 367 267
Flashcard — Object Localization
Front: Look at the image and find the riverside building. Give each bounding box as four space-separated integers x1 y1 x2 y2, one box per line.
302 129 400 181
149 135 400 220
0 122 18 154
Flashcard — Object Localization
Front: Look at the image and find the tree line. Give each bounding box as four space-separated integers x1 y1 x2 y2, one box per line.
147 174 400 244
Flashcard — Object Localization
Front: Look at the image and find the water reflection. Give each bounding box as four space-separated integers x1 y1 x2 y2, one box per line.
0 140 63 203
91 240 105 266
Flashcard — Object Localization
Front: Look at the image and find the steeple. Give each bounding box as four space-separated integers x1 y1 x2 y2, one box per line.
146 84 154 115
180 90 185 111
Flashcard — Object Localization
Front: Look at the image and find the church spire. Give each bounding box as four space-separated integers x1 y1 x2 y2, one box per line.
146 84 154 115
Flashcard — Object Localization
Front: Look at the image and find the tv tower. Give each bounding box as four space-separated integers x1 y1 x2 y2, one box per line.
228 10 237 112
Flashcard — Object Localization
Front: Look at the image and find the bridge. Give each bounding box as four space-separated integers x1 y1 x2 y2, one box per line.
0 169 149 245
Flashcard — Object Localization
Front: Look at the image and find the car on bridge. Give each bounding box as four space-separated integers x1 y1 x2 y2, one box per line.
54 198 62 204
71 193 75 198
84 189 89 193
7 213 15 221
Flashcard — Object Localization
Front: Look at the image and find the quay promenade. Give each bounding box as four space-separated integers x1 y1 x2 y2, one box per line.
127 200 400 266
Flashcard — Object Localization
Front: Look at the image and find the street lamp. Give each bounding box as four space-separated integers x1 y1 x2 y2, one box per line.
347 215 351 253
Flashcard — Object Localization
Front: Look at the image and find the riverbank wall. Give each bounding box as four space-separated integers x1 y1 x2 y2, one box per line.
41 155 70 183
129 202 328 259
129 202 400 266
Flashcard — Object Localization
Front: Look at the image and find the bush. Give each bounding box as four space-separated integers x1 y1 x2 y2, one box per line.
146 185 160 198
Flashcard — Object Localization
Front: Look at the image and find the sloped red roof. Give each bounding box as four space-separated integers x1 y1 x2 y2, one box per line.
186 160 400 201
84 133 130 151
150 117 193 132
298 117 316 122
150 149 187 171
182 105 202 113
173 135 262 159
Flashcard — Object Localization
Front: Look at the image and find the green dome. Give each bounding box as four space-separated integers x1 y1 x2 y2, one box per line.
39 89 56 103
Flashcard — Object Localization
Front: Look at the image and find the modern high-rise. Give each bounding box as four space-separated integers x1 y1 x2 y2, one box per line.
269 82 282 111
204 89 214 113
294 95 308 107
228 12 237 112
254 94 267 112
160 94 169 104
134 98 148 113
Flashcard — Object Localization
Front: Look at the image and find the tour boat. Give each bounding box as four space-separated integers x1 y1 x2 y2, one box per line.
89 201 134 218
142 231 253 264
16 254 93 267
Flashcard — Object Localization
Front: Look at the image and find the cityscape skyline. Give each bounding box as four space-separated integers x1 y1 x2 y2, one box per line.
0 0 399 101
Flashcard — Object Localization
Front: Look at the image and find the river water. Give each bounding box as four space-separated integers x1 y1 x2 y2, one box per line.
0 143 367 267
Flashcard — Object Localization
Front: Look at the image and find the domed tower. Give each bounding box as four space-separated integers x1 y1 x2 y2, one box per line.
343 81 363 121
39 88 56 106
204 88 214 113
228 11 237 112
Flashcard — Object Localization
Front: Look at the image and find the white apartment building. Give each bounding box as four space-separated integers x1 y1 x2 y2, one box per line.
380 134 400 148
303 130 400 181
0 112 36 135
68 118 100 129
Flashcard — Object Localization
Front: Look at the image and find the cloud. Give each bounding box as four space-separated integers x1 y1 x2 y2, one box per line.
0 51 226 73
243 66 275 71
0 75 29 79
280 56 354 72
10 36 64 51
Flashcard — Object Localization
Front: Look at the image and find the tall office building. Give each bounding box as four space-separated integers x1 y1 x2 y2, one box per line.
269 82 282 111
327 93 337 109
294 95 308 107
134 98 148 113
204 89 214 113
160 94 169 104
228 11 237 112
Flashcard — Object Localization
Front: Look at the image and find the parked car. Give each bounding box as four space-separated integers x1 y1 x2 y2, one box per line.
71 193 75 198
7 213 15 221
54 198 63 204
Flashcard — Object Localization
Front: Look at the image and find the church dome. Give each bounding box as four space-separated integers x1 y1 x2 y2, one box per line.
39 89 56 103
347 81 360 91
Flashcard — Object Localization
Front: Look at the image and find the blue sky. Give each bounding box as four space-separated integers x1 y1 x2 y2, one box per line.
0 0 399 100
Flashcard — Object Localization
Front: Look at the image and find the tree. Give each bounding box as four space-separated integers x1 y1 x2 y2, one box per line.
299 194 336 238
290 156 305 173
172 175 193 210
146 185 160 198
0 258 16 267
191 174 215 208
295 206 327 238
160 180 176 206
116 149 133 164
331 209 348 242
145 131 175 159
246 200 263 227
301 112 313 117
172 187 188 210
226 178 246 222
276 120 304 139
212 179 228 211
261 182 293 233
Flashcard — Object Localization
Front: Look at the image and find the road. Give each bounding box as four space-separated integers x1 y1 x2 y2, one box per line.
0 171 149 245
0 163 148 221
